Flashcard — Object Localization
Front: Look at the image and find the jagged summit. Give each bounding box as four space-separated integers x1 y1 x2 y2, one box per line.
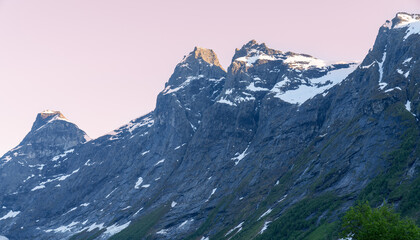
39 110 67 120
30 110 69 132
1 12 420 240
232 39 282 63
232 40 328 70
164 47 226 89
192 47 223 69
178 47 224 71
391 12 420 28
18 110 90 149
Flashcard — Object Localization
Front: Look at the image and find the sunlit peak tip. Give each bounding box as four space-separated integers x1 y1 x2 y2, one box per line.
39 110 67 120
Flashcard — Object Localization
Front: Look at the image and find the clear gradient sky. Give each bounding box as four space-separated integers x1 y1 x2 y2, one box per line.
1 0 420 156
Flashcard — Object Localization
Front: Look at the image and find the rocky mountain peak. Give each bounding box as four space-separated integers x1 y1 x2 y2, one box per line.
40 110 66 120
20 110 90 149
391 12 420 28
231 40 327 70
177 47 224 71
2 13 420 240
239 39 268 52
232 39 282 63
30 110 68 132
164 47 226 88
190 47 223 68
361 12 420 85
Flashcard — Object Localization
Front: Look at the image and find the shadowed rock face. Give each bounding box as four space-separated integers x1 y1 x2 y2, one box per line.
0 13 419 240
21 110 89 151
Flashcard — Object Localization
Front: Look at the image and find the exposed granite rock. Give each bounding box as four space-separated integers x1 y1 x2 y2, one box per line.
0 13 419 240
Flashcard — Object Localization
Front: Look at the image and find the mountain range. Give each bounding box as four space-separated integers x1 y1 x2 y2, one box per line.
1 12 420 240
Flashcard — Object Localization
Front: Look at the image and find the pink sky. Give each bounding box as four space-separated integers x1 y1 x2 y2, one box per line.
1 0 419 155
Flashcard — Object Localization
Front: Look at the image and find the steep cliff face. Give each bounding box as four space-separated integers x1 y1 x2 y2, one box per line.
0 13 419 240
0 110 88 194
155 47 226 149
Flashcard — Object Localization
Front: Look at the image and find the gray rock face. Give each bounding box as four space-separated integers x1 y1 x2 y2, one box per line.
22 110 89 150
0 13 419 240
0 110 88 193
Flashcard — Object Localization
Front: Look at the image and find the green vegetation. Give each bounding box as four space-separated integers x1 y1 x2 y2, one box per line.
109 204 170 240
303 222 339 240
69 229 105 240
184 195 234 240
340 202 420 240
359 102 420 223
251 193 342 240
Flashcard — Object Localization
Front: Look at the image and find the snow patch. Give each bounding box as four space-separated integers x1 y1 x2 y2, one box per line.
163 75 205 94
83 222 105 232
57 168 80 181
103 221 131 236
359 61 376 69
156 229 168 235
45 221 79 233
205 188 217 202
284 55 326 69
246 82 269 92
174 143 186 150
31 184 46 191
154 159 165 166
3 156 12 163
64 207 77 215
52 149 74 161
271 65 357 105
384 87 402 93
0 210 20 220
134 177 143 189
225 89 234 95
133 207 143 216
178 219 194 229
406 100 411 111
258 208 272 221
378 49 387 83
405 100 416 116
23 174 35 183
394 14 420 40
379 82 388 90
231 145 249 165
259 221 271 234
278 194 288 203
403 57 413 64
126 116 154 134
106 188 117 198
104 116 154 139
217 97 237 106
235 54 277 66
225 222 244 236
